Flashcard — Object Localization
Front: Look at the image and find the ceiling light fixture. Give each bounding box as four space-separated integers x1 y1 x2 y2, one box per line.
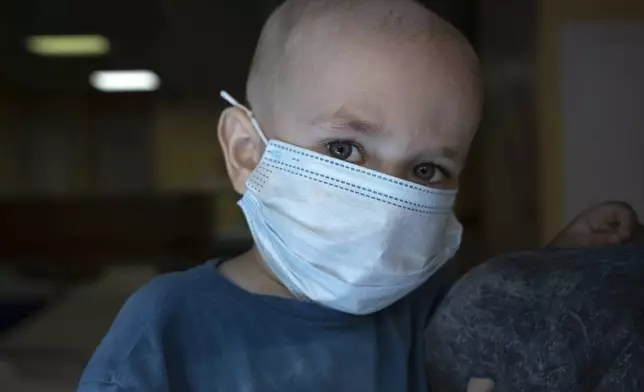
89 70 161 92
26 35 110 57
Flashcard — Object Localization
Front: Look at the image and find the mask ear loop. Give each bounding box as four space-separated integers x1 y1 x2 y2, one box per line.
220 90 268 145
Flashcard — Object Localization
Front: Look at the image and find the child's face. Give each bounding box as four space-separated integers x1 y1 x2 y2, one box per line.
220 26 481 193
265 34 481 189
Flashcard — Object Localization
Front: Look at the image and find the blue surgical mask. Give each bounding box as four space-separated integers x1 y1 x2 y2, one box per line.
221 91 462 315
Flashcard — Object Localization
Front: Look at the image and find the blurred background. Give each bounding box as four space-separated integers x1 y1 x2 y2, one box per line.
0 0 642 390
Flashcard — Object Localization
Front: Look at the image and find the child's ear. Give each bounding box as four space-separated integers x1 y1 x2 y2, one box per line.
217 107 264 194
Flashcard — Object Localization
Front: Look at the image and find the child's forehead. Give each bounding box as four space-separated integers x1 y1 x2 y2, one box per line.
247 0 480 133
287 21 477 98
279 37 479 136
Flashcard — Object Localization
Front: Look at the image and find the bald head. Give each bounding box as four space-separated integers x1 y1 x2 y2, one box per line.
220 0 482 194
247 0 480 131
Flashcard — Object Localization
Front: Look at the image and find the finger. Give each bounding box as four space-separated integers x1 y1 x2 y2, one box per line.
613 206 638 240
467 378 495 392
605 232 624 245
589 202 637 234
589 229 631 245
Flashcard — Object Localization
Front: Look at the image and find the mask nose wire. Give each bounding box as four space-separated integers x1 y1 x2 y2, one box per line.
220 90 269 145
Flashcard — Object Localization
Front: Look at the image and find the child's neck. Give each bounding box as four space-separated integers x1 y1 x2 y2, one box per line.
218 247 295 299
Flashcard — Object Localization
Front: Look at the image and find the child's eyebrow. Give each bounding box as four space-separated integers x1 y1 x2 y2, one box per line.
311 107 383 136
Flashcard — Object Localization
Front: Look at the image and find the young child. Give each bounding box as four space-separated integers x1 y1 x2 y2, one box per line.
78 1 639 391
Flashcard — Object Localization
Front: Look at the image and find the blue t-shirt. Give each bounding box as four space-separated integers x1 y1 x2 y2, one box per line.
78 260 451 392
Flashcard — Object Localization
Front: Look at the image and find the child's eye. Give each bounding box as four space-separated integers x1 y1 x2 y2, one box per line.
413 163 449 184
326 141 364 163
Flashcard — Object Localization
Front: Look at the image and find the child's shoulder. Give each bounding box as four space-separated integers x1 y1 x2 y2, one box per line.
90 260 234 353
124 260 230 321
79 261 233 389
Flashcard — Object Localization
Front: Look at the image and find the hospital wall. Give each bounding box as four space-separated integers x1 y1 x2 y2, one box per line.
538 0 644 243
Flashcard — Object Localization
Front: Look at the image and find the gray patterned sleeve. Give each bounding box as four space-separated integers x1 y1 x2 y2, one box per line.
425 244 644 392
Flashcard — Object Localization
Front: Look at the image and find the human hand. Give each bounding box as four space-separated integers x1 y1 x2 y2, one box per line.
466 378 494 392
549 201 640 249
